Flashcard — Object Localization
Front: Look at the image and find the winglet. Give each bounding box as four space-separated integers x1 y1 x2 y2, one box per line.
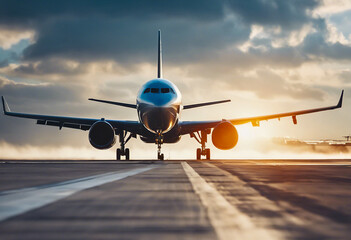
2 96 11 114
337 90 344 108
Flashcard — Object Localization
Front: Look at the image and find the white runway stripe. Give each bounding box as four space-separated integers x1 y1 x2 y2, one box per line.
0 166 157 222
181 162 279 240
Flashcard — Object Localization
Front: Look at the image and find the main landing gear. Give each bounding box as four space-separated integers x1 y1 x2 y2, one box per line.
116 131 136 160
156 131 164 160
191 129 211 160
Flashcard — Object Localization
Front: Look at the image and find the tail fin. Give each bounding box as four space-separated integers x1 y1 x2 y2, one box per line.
157 30 162 78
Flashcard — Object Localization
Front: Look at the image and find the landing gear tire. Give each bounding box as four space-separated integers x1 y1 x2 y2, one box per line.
116 148 130 160
206 148 210 160
196 148 201 160
191 129 212 160
158 153 164 161
116 131 136 160
125 148 130 160
117 148 121 160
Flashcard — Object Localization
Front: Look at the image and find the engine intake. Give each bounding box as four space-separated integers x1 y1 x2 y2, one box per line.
212 121 238 150
89 121 116 149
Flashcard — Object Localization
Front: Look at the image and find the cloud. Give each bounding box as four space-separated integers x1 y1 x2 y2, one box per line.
13 58 91 77
338 70 351 82
0 75 79 104
1 0 349 78
187 65 326 100
314 0 351 16
225 0 320 29
21 16 250 64
0 0 224 26
0 0 324 66
0 0 319 29
0 27 33 49
0 81 84 147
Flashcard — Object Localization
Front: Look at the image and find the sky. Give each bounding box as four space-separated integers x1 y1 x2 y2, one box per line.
0 0 351 159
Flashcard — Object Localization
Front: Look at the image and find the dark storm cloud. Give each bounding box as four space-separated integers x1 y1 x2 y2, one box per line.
225 0 319 29
302 32 351 60
298 18 351 61
21 17 250 63
0 0 224 26
0 0 323 65
0 0 318 27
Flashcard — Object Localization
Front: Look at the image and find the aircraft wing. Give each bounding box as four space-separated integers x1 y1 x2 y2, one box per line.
183 99 231 109
1 96 143 134
179 90 344 135
88 98 137 109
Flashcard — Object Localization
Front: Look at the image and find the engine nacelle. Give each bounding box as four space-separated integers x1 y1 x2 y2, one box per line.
212 121 239 150
89 121 116 149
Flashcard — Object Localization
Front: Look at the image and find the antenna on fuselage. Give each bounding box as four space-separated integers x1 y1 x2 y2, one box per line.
157 30 163 78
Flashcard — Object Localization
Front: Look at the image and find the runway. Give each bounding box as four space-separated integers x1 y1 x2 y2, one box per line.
0 159 350 239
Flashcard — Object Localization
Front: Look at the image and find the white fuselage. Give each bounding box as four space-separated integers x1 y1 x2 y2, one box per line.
136 78 182 134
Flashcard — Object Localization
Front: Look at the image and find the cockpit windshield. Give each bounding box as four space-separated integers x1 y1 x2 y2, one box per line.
143 87 175 94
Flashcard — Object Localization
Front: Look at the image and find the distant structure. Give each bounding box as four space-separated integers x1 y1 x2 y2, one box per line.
273 135 351 153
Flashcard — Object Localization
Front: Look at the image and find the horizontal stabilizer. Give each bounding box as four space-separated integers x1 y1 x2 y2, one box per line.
89 98 137 109
183 99 231 110
1 96 11 114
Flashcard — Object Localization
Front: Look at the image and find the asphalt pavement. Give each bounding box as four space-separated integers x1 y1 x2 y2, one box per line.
0 159 350 240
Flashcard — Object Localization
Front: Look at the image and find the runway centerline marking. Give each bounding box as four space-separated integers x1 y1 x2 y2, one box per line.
0 165 158 222
181 162 279 240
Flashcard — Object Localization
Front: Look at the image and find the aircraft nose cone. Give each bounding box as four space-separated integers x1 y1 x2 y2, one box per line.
141 106 177 133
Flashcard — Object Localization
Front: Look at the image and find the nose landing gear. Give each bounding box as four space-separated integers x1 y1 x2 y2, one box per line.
191 129 211 160
156 131 164 160
116 130 136 160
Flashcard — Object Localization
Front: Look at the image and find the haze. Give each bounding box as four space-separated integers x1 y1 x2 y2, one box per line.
0 0 351 159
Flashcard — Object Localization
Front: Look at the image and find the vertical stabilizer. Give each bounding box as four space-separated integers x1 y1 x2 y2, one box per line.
157 30 163 78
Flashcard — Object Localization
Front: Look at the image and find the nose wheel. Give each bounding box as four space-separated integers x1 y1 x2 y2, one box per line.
191 129 211 160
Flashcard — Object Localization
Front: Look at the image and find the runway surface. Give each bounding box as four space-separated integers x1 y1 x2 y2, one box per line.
0 159 350 240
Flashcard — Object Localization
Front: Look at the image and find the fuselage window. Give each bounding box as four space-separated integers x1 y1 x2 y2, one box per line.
143 88 150 93
161 88 170 93
151 88 159 93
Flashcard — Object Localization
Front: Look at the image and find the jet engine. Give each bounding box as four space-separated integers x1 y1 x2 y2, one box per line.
212 121 239 150
89 120 116 149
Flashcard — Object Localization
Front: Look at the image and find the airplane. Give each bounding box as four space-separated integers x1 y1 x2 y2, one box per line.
1 30 344 160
